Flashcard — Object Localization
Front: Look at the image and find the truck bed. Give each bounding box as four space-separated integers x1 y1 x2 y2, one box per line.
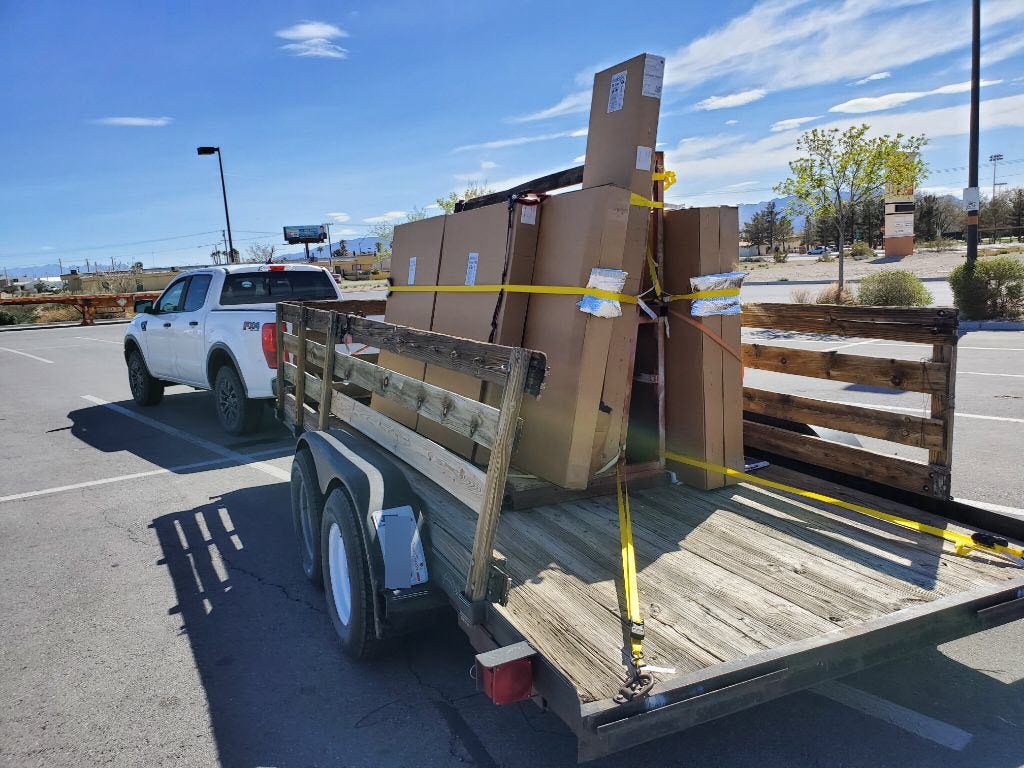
408 463 1024 704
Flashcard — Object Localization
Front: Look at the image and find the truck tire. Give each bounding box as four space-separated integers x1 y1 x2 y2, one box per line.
320 488 380 659
291 448 324 588
127 349 164 406
214 365 261 436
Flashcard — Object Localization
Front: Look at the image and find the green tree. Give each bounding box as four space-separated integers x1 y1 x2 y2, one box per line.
1009 187 1024 242
915 193 963 241
435 183 494 214
741 212 768 254
245 243 276 263
775 125 927 287
333 240 349 260
981 191 1013 243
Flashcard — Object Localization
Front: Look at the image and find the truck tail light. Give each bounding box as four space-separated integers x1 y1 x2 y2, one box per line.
476 642 535 706
262 322 278 369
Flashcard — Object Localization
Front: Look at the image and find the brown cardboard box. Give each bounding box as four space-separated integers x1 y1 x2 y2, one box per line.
582 53 664 195
370 214 445 428
417 200 541 458
663 207 743 489
513 185 648 489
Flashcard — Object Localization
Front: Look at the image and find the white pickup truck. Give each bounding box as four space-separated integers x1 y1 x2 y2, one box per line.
123 263 342 435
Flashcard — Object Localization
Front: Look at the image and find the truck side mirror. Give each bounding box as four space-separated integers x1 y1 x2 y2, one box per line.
134 299 154 315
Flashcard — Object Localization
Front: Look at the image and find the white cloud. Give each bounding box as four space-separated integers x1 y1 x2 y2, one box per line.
983 34 1024 67
453 128 586 153
333 228 360 237
670 134 744 161
276 20 349 59
573 154 586 163
325 212 350 223
479 160 498 169
92 116 172 127
695 88 766 111
852 72 891 86
363 211 406 224
918 185 964 197
512 91 591 122
725 119 739 125
770 115 821 132
829 79 1001 113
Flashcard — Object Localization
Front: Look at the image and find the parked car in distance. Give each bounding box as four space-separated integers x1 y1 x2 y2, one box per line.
807 246 825 255
123 263 343 435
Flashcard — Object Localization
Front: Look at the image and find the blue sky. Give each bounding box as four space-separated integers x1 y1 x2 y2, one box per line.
2 0 1022 271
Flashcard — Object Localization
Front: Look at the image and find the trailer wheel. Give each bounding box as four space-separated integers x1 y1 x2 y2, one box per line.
214 366 261 436
290 449 324 588
320 488 380 659
127 349 164 406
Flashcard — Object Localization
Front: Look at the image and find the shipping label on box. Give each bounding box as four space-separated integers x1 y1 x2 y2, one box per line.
521 205 537 225
408 256 417 285
642 55 665 98
607 70 627 113
465 252 479 285
635 146 653 171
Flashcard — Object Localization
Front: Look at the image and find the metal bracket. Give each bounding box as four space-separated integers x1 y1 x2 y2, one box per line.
487 557 512 606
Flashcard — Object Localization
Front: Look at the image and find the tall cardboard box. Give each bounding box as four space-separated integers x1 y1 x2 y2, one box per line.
370 214 445 428
514 185 648 489
663 207 743 489
417 200 541 459
582 53 664 195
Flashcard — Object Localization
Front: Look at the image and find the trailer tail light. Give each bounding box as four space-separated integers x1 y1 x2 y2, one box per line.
476 642 535 705
262 322 278 369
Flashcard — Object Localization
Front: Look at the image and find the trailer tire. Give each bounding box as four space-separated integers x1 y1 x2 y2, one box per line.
321 488 380 659
127 349 164 406
214 365 261 436
290 448 324 588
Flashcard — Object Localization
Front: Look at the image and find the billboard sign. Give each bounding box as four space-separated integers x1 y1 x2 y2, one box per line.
283 225 326 244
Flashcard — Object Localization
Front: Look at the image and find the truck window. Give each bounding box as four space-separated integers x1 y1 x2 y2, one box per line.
218 271 337 305
182 274 212 312
157 278 188 313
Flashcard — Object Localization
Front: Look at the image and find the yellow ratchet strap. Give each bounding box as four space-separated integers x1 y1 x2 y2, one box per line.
389 283 638 304
663 450 1024 565
652 170 677 191
645 250 663 298
629 192 664 209
615 462 645 667
666 287 740 302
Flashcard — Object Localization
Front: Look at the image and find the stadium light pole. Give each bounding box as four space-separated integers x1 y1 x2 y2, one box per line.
197 146 236 264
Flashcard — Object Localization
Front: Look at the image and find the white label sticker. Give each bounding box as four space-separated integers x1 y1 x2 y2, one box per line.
407 256 417 286
520 205 537 225
963 186 980 212
607 70 627 113
635 146 653 171
465 252 479 285
642 55 665 98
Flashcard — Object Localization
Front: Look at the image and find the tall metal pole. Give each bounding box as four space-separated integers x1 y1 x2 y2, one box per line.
216 149 236 263
324 222 334 273
966 0 980 268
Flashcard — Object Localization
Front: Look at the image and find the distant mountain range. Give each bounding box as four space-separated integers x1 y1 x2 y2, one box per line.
737 196 804 231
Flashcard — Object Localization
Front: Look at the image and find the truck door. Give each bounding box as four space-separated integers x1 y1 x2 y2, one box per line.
146 276 189 378
172 273 213 385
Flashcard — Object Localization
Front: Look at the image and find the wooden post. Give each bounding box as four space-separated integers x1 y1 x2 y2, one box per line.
929 341 957 497
275 306 286 421
654 150 667 466
318 312 340 431
294 305 309 436
465 347 530 603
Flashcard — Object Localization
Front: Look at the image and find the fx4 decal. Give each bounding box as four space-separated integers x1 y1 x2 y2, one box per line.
242 321 260 332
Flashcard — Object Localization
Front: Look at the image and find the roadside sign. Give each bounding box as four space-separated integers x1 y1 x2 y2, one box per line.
283 225 326 244
963 187 980 213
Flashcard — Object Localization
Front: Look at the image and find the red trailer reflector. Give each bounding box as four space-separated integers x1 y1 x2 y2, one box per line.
476 642 535 705
268 265 286 271
261 322 278 369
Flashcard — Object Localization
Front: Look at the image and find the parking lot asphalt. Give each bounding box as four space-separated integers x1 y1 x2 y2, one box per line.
1 322 1023 768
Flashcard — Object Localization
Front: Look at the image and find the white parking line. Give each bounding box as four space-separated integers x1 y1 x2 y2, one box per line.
0 447 288 505
831 400 1024 425
81 395 291 480
812 681 972 750
824 339 878 352
960 370 1024 379
0 346 54 364
954 498 1024 518
74 336 122 345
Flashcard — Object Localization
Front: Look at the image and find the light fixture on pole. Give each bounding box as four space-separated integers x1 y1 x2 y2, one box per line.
197 146 236 264
989 153 1004 202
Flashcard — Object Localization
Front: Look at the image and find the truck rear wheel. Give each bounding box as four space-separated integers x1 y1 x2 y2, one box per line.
214 365 261 436
290 448 324 588
321 488 380 659
127 349 164 406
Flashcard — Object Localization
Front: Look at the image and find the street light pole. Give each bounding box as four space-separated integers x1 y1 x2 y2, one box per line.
989 153 1004 204
197 146 236 264
966 0 980 269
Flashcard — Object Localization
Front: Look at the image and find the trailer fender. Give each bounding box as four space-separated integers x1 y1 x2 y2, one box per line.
296 428 438 638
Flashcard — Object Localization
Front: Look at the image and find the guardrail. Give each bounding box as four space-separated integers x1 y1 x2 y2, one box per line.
0 292 161 325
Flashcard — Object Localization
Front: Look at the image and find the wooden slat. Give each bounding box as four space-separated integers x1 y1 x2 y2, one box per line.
346 315 548 396
455 166 583 212
742 388 945 450
274 306 286 419
318 313 340 430
282 332 502 448
293 306 309 433
282 362 487 511
304 298 386 316
743 420 949 497
742 303 958 344
929 342 957 473
742 343 949 394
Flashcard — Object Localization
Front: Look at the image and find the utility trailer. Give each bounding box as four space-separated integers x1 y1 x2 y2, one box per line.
273 300 1024 761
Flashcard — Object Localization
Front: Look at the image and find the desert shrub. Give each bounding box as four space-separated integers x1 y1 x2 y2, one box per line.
0 306 36 325
850 241 874 260
33 304 83 324
772 250 789 263
949 256 1024 319
816 252 835 262
790 288 814 303
815 283 857 305
857 270 933 307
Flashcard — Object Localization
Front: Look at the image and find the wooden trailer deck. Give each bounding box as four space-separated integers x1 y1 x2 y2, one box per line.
409 464 1023 704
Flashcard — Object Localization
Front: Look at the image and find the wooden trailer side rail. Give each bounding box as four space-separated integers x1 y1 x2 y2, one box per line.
276 301 546 605
741 303 959 498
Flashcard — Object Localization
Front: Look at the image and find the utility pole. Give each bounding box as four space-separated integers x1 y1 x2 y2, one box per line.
989 154 1003 204
324 222 334 273
966 0 981 269
222 230 228 264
